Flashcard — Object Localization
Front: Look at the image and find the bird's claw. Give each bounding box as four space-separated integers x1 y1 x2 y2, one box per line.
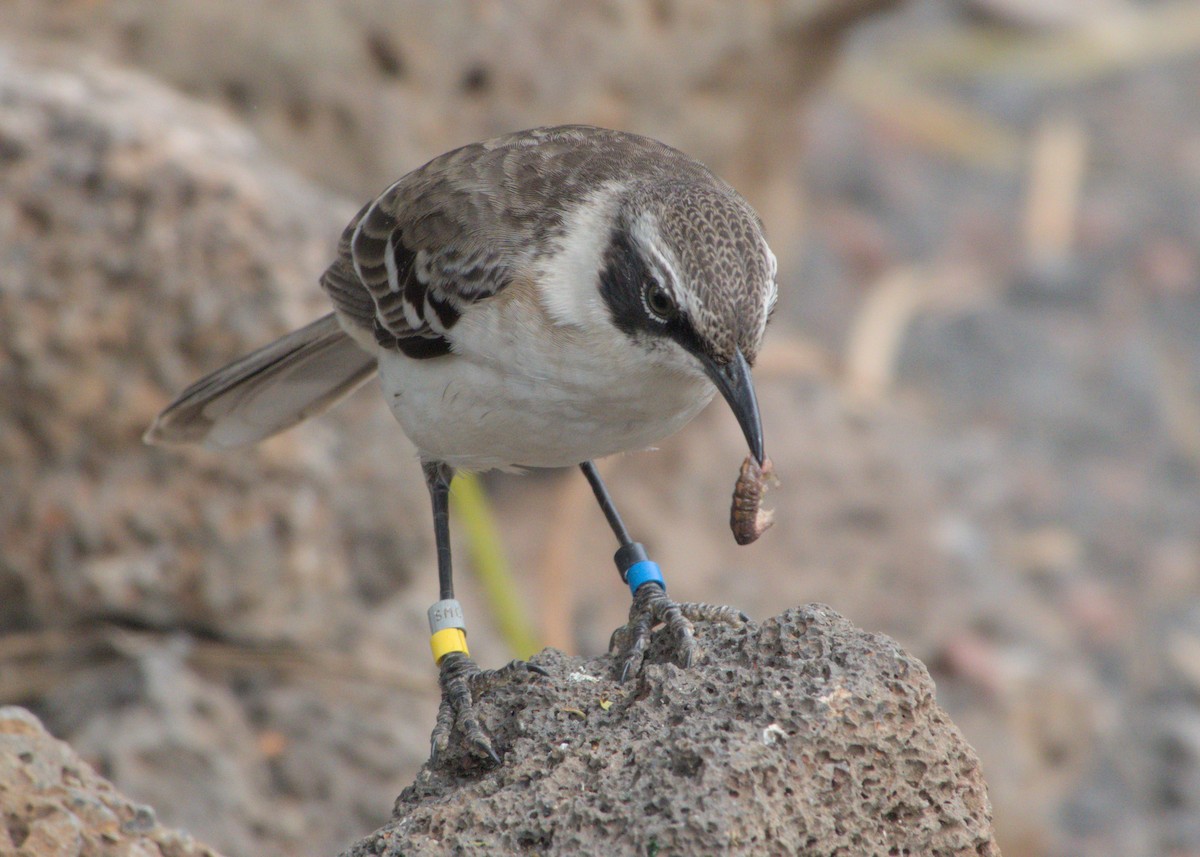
429 653 544 767
610 583 747 681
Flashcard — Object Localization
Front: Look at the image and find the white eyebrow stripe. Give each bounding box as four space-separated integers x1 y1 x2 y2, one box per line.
629 212 681 296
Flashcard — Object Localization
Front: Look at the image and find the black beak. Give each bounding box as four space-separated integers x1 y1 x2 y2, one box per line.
700 349 764 465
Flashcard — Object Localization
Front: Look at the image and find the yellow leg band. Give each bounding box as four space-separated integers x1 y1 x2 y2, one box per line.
430 628 469 664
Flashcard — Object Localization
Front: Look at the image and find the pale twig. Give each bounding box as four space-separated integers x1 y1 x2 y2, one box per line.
834 67 1022 172
1023 115 1088 270
842 267 927 406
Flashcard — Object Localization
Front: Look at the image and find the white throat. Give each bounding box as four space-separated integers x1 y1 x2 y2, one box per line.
536 184 628 331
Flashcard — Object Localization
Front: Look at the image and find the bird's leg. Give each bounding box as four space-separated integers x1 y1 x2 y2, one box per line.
422 461 541 767
579 461 746 682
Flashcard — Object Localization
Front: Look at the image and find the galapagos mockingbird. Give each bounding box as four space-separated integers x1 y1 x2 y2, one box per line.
146 125 778 764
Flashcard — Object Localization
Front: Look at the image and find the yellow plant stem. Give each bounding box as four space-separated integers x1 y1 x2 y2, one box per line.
450 473 541 660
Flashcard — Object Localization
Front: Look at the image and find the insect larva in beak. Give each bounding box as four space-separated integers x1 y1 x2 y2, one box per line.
730 455 777 546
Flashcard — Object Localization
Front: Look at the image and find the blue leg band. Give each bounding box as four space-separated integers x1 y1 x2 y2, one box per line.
623 560 665 596
614 542 665 596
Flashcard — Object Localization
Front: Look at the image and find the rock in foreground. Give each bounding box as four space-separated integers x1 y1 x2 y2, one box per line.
344 605 999 856
0 706 225 857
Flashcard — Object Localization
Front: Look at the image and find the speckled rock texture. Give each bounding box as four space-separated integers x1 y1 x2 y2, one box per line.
0 46 441 857
344 605 999 857
0 706 225 857
0 45 431 645
2 0 897 259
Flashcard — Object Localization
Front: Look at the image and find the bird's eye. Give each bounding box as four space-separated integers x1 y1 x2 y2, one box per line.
644 281 676 320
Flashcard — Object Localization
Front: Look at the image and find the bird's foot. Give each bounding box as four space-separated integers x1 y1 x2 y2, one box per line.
430 652 546 767
609 582 748 682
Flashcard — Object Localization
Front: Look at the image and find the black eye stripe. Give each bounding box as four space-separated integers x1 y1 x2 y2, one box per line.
598 227 652 338
599 225 697 353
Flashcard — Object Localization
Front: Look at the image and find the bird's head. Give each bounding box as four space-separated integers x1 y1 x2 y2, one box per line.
595 179 777 464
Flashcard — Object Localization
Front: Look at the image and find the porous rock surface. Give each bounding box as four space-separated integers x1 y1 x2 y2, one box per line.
2 0 898 246
0 706 224 857
0 44 430 646
0 46 440 857
344 605 999 856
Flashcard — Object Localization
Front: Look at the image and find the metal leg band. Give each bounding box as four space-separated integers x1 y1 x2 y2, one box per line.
428 599 469 664
428 599 466 634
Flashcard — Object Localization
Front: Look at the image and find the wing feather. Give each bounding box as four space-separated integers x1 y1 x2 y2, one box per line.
145 314 376 449
318 125 708 357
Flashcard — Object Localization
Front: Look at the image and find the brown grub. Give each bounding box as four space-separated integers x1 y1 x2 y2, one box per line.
730 455 777 545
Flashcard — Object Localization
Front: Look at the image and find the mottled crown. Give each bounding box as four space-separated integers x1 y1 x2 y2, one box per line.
635 180 776 364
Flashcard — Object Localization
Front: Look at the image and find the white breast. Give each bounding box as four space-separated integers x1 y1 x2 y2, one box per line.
377 286 715 471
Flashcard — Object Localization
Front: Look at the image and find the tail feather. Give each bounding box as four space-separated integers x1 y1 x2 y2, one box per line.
145 313 377 450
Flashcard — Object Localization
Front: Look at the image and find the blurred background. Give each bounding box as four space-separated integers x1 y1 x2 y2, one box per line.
2 1 1200 855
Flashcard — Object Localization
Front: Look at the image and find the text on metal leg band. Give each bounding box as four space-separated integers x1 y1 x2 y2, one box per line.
428 599 466 634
